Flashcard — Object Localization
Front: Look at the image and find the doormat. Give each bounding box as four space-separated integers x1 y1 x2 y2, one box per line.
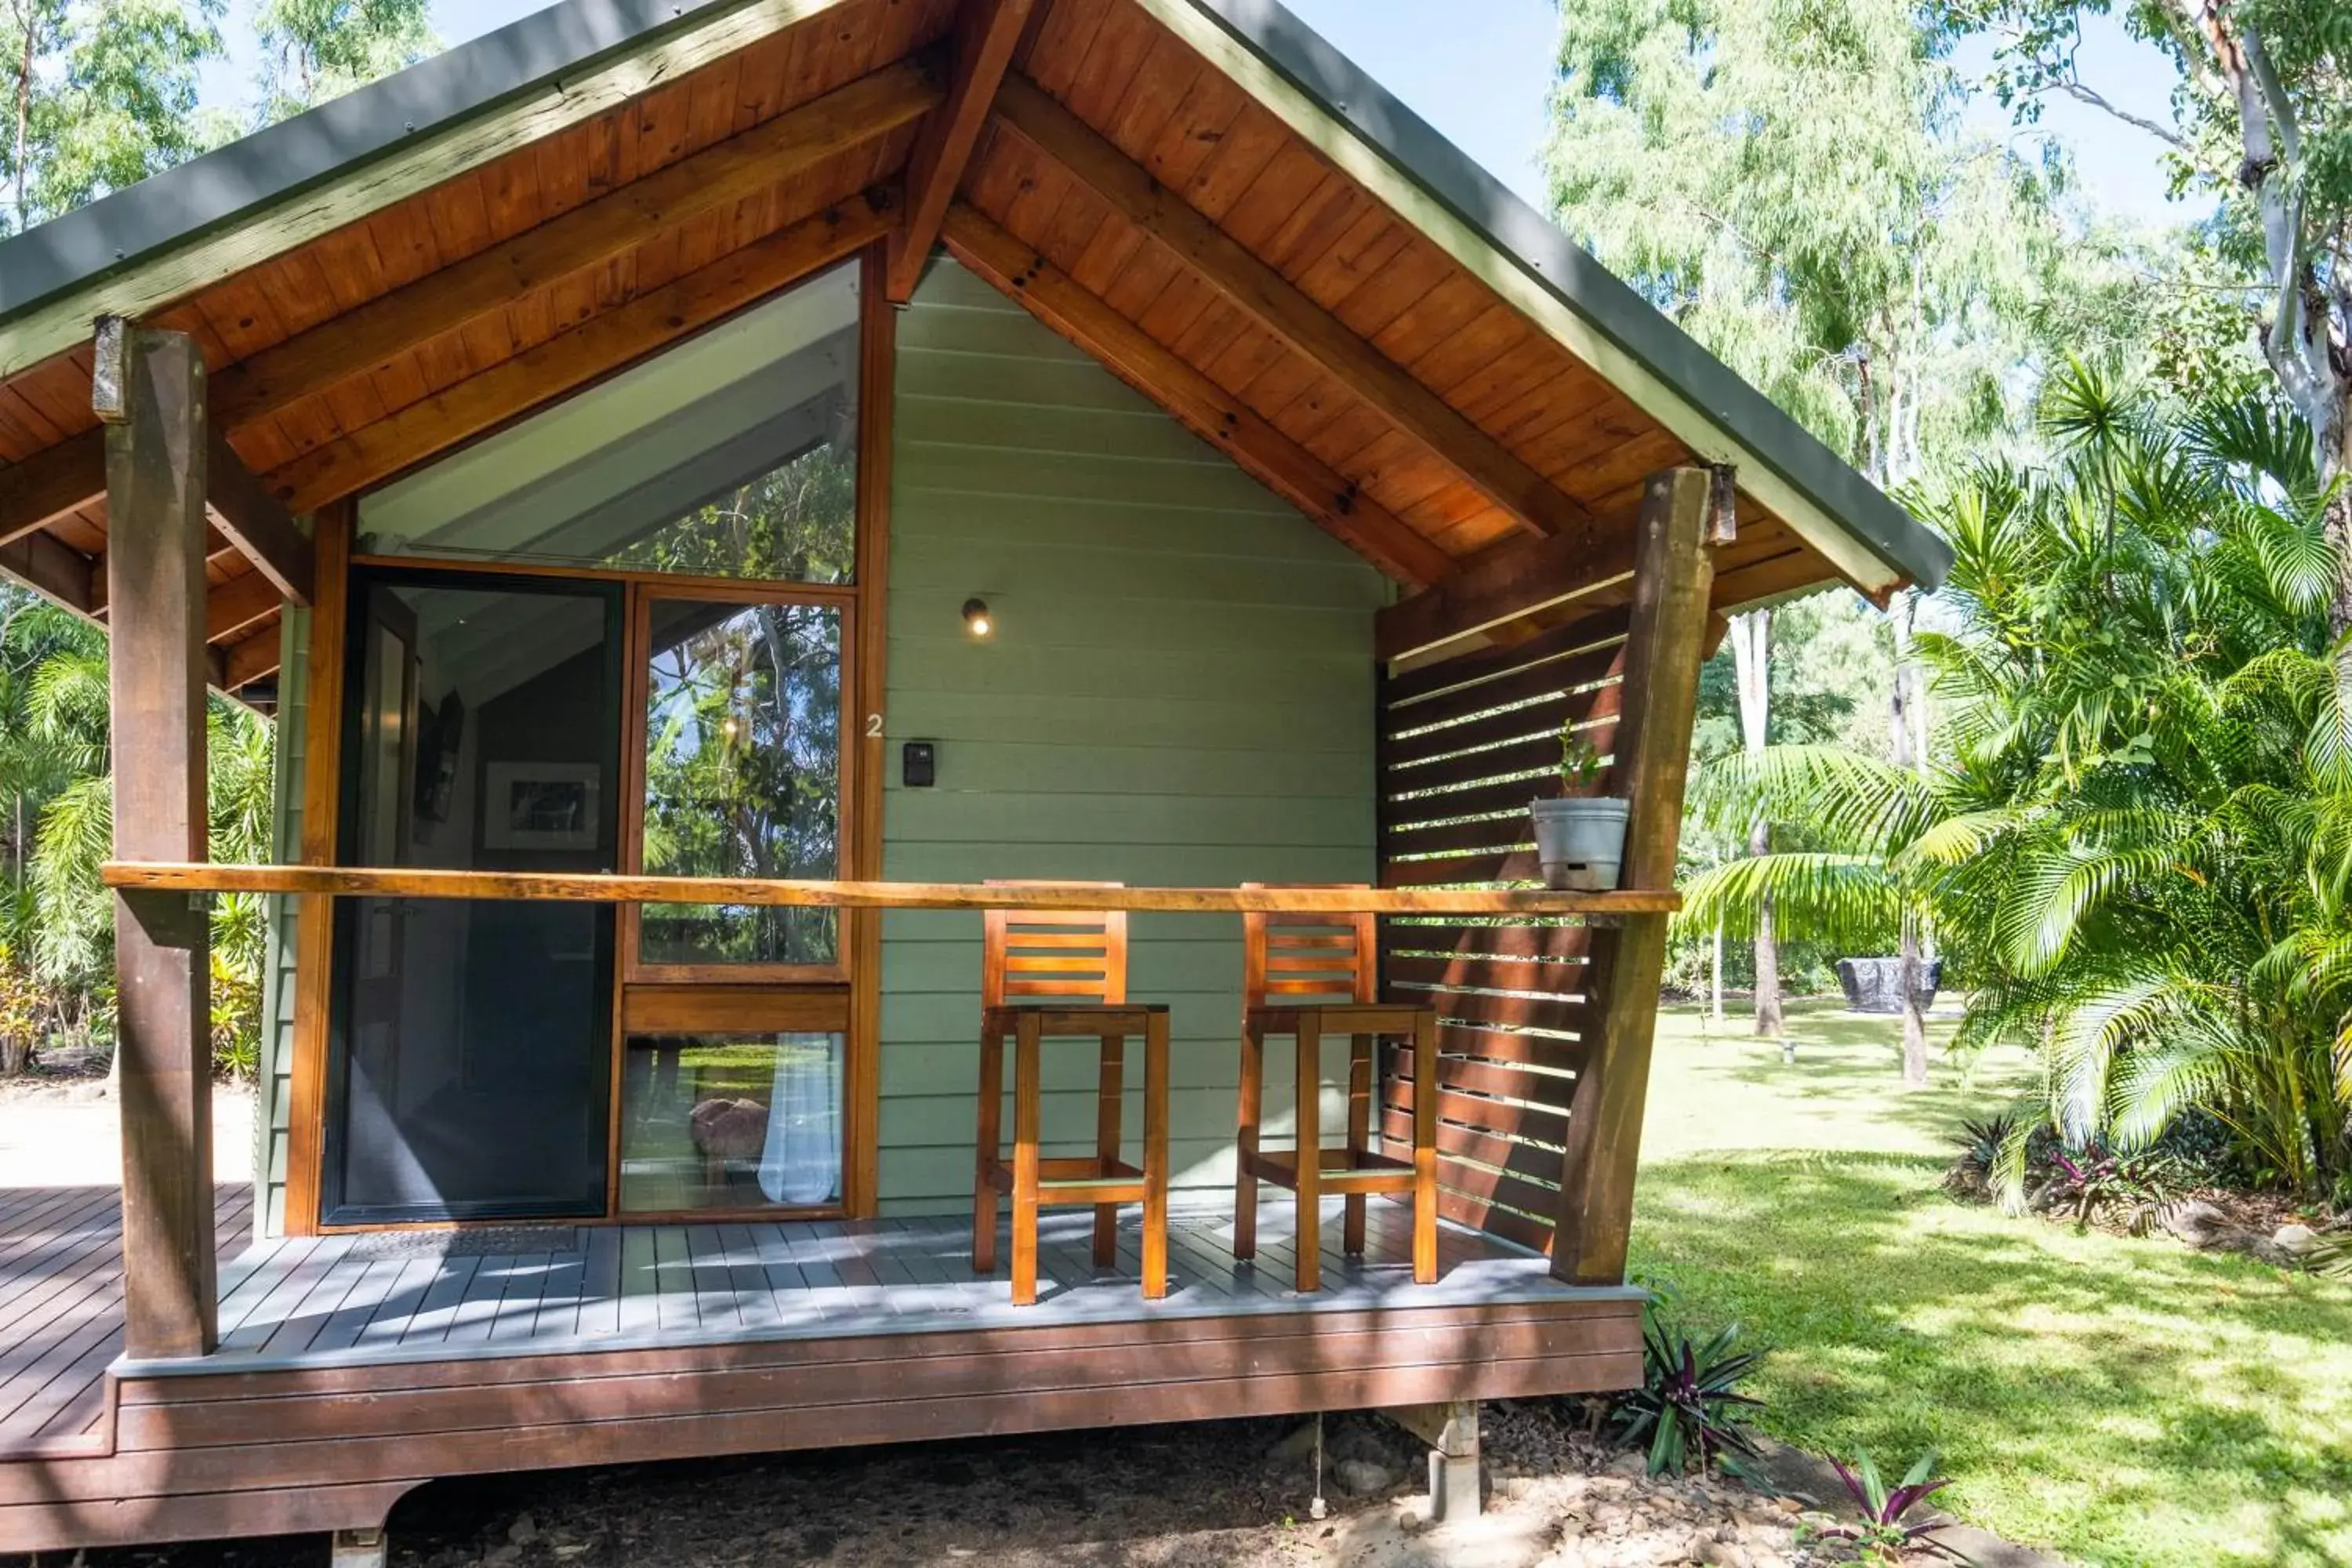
345 1226 583 1258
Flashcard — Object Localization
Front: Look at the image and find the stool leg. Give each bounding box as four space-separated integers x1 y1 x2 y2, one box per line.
1411 1010 1438 1284
1094 1030 1124 1270
1344 1033 1371 1258
1294 1011 1323 1294
1142 1010 1170 1301
974 1025 1004 1276
1235 1018 1263 1261
1012 1013 1044 1306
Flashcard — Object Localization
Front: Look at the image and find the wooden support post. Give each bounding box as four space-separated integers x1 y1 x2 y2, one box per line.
329 1527 390 1568
1552 468 1718 1284
98 321 219 1358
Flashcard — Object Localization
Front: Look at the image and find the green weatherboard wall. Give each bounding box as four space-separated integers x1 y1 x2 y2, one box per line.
876 260 1390 1215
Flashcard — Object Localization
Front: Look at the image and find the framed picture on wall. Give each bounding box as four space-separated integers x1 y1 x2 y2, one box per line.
484 761 603 851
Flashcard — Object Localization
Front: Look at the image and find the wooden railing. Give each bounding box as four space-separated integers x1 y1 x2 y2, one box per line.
99 862 1679 917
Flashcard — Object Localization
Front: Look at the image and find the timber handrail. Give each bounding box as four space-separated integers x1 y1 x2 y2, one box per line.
99 862 1681 916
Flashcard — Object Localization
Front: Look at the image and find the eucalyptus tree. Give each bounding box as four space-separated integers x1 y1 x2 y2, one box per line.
1962 0 2352 626
250 0 434 124
1 0 224 235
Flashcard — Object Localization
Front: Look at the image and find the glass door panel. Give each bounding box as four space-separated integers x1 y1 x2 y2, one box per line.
637 597 844 971
324 574 623 1225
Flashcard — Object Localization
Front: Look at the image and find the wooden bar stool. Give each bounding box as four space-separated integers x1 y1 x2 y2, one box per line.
1234 888 1438 1291
973 884 1170 1306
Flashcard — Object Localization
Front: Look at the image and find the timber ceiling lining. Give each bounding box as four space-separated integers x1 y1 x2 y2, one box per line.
0 0 1872 698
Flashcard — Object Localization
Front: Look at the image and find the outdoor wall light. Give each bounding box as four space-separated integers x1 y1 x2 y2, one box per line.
963 598 994 639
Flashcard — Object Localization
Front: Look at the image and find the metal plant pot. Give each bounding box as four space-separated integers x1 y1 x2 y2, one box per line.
1529 797 1631 891
1835 956 1944 1014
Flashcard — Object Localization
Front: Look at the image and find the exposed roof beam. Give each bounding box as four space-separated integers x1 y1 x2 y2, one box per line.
212 61 938 432
206 427 313 604
0 529 96 615
0 62 938 549
993 73 1592 543
221 624 282 691
204 569 283 644
1377 522 1635 663
0 0 876 382
944 202 1454 586
264 186 901 514
887 0 1035 304
0 427 102 548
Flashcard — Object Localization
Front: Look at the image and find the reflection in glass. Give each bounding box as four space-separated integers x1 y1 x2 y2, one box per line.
355 261 859 583
619 1033 843 1212
640 599 842 967
326 576 621 1223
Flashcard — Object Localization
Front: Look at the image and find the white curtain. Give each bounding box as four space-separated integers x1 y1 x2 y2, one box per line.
759 1033 842 1205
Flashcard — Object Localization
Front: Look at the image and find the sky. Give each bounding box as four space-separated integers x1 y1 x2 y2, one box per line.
206 0 2194 230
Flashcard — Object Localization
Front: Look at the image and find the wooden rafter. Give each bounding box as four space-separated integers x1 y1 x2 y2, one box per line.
263 187 902 514
992 74 1593 543
205 428 312 604
942 203 1454 586
0 428 102 548
220 625 283 691
0 529 96 615
886 0 1036 303
203 572 281 644
0 63 941 546
1377 521 1636 662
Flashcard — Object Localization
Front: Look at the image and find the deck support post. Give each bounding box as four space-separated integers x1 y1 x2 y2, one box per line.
1381 1399 1482 1521
1552 468 1719 1284
329 1527 390 1568
98 319 219 1359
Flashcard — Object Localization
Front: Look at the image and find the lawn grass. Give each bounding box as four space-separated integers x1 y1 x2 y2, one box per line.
1629 1000 2352 1568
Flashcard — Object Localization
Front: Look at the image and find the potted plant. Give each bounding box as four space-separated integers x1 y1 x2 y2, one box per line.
1530 724 1629 891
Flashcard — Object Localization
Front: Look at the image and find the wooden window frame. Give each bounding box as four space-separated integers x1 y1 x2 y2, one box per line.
287 242 897 1234
617 576 859 989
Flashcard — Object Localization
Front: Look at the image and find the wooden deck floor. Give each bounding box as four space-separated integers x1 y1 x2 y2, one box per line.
120 1196 1586 1377
0 1184 252 1457
0 1189 1642 1555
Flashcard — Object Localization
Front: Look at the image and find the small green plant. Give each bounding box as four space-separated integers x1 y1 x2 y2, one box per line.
1803 1450 1972 1564
1559 724 1607 795
1610 1305 1764 1475
2038 1144 2180 1236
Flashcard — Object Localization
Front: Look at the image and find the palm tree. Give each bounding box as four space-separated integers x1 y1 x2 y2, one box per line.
1687 363 2350 1196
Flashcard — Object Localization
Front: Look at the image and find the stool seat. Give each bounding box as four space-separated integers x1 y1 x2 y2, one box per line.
1234 890 1439 1292
972 888 1170 1308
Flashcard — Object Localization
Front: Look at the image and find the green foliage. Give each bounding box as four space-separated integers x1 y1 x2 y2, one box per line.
1546 0 2140 486
250 0 434 123
1806 1450 1969 1565
0 0 228 234
1610 1303 1767 1475
1559 725 1607 793
0 589 274 1077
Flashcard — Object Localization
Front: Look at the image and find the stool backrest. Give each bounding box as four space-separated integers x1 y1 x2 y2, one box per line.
1241 884 1377 1008
982 881 1129 1008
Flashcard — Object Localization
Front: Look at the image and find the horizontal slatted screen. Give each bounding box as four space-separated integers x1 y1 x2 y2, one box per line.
1376 608 1632 1253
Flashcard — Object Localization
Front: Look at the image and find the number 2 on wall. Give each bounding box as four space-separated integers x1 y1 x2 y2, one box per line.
866 713 884 739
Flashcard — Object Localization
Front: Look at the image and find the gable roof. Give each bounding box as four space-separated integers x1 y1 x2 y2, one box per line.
0 0 1947 688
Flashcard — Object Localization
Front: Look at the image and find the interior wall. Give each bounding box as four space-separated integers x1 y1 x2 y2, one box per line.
877 260 1389 1216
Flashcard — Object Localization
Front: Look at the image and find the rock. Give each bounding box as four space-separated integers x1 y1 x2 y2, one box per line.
1606 1450 1650 1478
1335 1457 1398 1497
1396 1508 1425 1534
485 1548 521 1568
2273 1223 2322 1258
508 1514 538 1546
1265 1421 1321 1465
1773 1497 1805 1515
1700 1541 1749 1568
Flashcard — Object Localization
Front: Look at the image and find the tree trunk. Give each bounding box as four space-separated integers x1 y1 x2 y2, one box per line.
2328 415 2352 637
1710 921 1725 1026
1730 608 1779 1038
1899 913 1929 1087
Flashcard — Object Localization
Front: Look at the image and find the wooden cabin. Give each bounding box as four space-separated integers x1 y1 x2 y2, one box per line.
0 0 1947 1557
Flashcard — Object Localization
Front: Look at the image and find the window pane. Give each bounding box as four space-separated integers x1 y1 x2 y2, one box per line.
619 1033 843 1213
640 599 842 967
355 260 860 583
326 576 622 1222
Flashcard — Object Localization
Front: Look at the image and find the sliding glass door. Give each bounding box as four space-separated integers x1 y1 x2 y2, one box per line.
321 573 625 1225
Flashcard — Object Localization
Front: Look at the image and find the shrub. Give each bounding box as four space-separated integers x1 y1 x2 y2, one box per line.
1610 1303 1765 1475
1804 1450 1969 1565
